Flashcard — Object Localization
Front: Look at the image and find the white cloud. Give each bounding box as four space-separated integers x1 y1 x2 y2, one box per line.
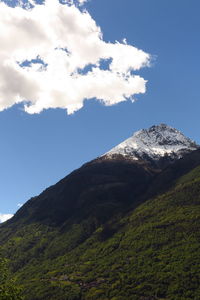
0 213 13 223
0 0 150 114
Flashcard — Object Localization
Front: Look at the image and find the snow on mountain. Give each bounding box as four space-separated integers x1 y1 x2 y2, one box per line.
104 124 199 163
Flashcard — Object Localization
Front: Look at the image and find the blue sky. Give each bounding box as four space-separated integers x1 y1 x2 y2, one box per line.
0 0 200 218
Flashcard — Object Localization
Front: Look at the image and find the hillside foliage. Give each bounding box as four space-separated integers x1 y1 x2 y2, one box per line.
0 256 23 300
0 153 200 300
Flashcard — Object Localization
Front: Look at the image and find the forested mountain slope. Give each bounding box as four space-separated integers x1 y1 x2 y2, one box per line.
0 149 200 300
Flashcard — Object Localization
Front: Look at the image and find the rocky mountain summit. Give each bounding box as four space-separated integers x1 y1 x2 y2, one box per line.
104 124 199 167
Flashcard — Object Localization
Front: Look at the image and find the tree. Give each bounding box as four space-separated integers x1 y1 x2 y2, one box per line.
0 257 23 300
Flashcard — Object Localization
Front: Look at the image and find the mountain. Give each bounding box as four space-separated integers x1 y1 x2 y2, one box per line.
6 124 199 227
104 124 198 168
0 124 200 300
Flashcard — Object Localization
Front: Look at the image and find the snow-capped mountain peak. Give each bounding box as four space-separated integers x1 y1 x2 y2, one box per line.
104 124 199 164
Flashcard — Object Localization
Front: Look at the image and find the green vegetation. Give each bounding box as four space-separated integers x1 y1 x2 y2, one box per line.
0 158 200 299
0 256 23 299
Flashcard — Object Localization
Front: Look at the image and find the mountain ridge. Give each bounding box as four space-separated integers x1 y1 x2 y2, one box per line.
0 124 200 300
2 124 199 227
103 124 199 168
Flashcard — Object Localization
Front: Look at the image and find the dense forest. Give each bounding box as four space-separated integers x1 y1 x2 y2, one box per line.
0 150 200 299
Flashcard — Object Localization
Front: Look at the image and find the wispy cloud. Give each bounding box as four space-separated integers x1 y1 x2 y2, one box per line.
0 0 150 114
0 213 13 223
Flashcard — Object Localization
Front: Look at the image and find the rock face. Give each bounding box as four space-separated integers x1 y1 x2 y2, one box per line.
103 124 199 168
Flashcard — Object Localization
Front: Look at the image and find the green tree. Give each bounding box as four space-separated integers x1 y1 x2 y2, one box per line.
0 257 23 300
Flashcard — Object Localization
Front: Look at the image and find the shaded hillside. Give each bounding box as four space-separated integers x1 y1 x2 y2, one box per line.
0 150 200 299
6 157 157 228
